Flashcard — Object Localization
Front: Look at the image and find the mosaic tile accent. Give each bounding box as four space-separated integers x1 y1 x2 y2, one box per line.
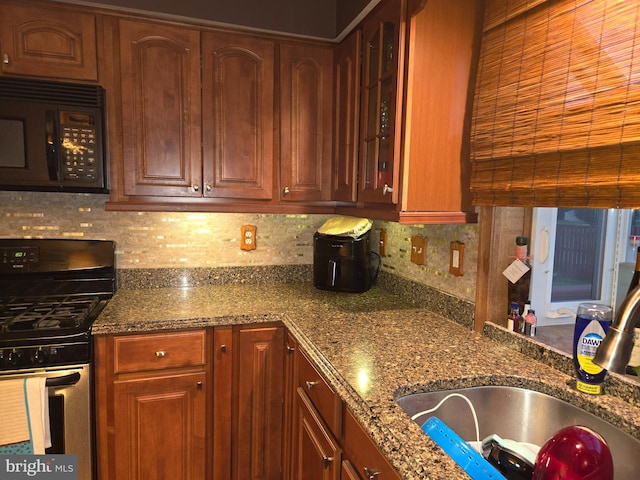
0 192 480 304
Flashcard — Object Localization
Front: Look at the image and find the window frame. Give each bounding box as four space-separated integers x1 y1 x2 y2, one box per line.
529 207 622 327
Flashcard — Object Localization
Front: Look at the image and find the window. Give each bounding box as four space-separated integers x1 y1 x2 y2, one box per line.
529 208 633 327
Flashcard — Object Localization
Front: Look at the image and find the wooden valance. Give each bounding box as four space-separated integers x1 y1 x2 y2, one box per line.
470 0 640 208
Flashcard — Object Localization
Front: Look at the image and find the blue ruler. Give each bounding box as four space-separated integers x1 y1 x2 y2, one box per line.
421 417 505 480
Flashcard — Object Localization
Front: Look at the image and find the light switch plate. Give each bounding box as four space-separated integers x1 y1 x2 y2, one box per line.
449 241 464 276
410 236 427 265
240 225 257 251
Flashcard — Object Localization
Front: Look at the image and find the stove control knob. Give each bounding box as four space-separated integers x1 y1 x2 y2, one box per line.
32 348 49 365
7 349 24 367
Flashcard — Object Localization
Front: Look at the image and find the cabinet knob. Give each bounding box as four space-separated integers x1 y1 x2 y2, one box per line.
220 344 227 353
283 186 290 195
192 184 199 192
197 381 203 390
2 54 8 64
155 350 167 357
286 345 295 354
205 184 212 192
305 380 319 389
383 184 393 195
322 456 334 468
363 467 380 479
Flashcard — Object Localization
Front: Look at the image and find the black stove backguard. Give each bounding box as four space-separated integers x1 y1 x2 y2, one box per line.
0 238 116 370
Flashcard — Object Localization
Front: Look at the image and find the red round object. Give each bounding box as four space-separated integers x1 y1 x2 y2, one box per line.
533 426 614 480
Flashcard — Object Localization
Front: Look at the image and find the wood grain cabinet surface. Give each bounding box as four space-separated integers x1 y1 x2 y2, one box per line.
0 1 98 81
234 326 285 480
117 18 203 198
332 29 361 203
337 0 482 224
94 329 210 480
202 31 275 201
279 42 334 203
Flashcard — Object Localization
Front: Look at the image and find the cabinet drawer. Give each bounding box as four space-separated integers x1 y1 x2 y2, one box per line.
114 330 206 373
343 408 401 480
297 349 342 436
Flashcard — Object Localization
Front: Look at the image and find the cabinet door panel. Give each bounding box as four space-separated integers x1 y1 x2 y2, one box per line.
113 373 206 480
295 389 341 480
213 328 233 480
119 19 202 197
202 32 274 199
358 0 403 205
0 3 97 80
280 43 333 202
332 30 361 203
235 326 285 480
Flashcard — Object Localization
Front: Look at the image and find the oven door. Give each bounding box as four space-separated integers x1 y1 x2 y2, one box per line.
0 364 94 480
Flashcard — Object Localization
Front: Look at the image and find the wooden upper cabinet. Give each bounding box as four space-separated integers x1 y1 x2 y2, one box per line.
118 19 202 197
201 32 275 200
0 2 98 81
398 0 481 223
279 42 333 202
337 0 481 223
332 29 361 203
357 0 404 205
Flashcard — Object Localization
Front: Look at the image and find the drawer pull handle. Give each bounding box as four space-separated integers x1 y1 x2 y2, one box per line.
364 467 380 479
322 456 334 468
305 380 319 389
155 350 167 357
2 54 9 64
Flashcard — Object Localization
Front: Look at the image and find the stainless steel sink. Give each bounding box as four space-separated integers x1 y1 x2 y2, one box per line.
396 385 639 479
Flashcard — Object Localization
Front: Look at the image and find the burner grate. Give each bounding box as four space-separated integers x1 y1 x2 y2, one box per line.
0 295 100 333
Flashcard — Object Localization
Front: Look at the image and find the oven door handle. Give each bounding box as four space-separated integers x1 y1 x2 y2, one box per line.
45 372 81 388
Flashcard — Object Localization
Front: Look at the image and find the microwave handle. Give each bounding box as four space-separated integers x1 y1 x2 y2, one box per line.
45 109 60 181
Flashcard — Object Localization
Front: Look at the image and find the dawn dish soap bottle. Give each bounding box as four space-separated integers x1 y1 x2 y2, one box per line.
573 303 612 395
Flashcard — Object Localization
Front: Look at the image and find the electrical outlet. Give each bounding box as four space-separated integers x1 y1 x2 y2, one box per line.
410 236 427 265
450 241 464 276
240 225 257 251
379 230 387 257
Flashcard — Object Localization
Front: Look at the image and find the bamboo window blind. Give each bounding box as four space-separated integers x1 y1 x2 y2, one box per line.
470 0 640 208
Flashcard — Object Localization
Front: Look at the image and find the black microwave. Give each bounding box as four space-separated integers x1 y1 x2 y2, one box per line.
0 77 108 193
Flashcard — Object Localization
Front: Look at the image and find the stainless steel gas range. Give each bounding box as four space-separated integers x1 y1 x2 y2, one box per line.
0 238 116 480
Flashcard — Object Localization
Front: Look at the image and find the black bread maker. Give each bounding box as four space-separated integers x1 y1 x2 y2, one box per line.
313 216 377 293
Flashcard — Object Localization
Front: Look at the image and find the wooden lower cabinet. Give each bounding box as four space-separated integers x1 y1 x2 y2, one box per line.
234 326 285 480
96 325 399 480
96 325 286 480
112 372 207 479
94 329 210 480
342 408 402 480
341 461 362 480
295 389 342 480
286 345 401 480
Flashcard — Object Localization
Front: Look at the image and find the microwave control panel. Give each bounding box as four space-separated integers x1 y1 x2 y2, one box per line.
59 111 101 183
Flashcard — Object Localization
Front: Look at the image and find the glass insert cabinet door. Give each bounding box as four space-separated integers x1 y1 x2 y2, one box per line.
359 14 399 204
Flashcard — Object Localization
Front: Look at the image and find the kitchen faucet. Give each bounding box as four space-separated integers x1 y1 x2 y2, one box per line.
593 285 640 374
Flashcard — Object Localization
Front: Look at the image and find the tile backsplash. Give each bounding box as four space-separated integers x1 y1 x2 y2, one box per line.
0 191 478 302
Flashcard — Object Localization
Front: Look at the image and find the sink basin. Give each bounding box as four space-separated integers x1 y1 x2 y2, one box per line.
396 385 639 479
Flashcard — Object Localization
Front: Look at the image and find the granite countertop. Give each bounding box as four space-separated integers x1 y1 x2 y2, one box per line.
94 283 640 480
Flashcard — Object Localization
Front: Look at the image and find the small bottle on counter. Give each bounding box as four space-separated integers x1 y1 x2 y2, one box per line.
507 236 531 315
524 309 537 336
521 300 531 334
507 302 520 333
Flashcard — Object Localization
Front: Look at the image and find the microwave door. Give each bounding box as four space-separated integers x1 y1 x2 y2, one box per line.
0 101 61 189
